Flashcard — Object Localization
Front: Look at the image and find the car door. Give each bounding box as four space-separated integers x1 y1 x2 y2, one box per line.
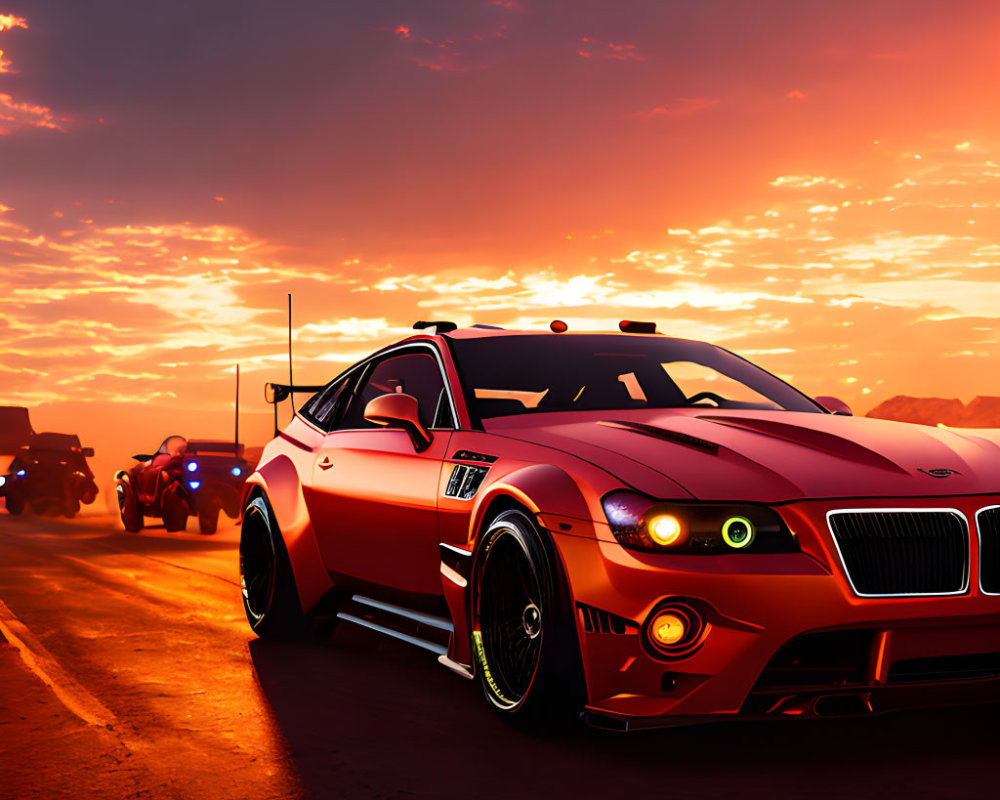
308 346 456 596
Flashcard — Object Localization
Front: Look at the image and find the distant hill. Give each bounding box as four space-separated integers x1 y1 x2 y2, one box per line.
866 395 1000 428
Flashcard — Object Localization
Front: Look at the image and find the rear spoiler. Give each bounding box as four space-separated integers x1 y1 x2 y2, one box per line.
265 382 326 436
264 382 326 405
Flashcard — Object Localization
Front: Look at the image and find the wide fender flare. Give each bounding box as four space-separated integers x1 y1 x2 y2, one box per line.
470 463 597 547
243 455 333 614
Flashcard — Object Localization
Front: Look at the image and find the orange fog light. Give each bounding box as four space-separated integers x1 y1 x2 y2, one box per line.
650 612 687 646
647 514 683 546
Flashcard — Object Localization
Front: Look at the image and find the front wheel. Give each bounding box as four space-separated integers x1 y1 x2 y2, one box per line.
117 480 143 532
240 495 330 641
161 485 188 532
471 509 584 724
198 505 219 535
5 491 25 515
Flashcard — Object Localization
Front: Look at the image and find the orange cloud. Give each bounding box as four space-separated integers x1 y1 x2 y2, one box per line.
635 98 720 119
0 93 67 134
786 89 805 99
0 13 28 32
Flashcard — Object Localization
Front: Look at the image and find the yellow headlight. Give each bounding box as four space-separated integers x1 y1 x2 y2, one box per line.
650 612 687 646
647 513 683 546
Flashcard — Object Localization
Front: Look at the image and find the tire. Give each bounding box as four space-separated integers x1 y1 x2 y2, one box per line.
198 505 219 536
161 485 189 532
5 492 25 516
117 480 143 532
63 499 80 519
471 509 585 726
240 494 328 641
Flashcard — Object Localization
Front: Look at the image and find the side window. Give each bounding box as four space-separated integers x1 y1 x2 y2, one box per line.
300 375 354 431
338 350 453 430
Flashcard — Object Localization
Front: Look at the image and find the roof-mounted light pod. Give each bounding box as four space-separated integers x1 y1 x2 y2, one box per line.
618 320 657 334
550 320 568 332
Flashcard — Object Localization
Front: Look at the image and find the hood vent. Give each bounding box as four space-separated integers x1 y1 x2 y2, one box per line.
598 420 720 455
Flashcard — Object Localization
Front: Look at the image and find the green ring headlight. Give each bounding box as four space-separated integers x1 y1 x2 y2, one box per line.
721 516 755 549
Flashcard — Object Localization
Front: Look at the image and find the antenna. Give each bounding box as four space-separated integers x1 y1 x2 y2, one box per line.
287 293 295 415
234 363 240 452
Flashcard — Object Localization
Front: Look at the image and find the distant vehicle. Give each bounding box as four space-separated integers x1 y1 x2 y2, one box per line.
114 436 250 535
1 432 98 517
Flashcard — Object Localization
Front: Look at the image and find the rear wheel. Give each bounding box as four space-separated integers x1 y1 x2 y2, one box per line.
471 509 584 725
63 499 80 518
198 505 219 536
117 480 143 532
161 485 189 532
240 495 329 641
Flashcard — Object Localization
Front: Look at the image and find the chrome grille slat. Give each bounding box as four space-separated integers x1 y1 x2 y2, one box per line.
827 509 969 597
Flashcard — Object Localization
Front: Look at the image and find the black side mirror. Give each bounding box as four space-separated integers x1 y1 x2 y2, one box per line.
132 453 153 462
82 447 95 457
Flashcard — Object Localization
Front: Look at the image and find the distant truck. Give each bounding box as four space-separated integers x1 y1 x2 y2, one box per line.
114 436 251 535
0 432 99 517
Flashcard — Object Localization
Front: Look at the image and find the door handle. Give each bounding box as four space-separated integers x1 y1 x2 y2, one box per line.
318 456 334 470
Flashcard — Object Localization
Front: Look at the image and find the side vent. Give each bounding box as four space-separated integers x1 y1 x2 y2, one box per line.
445 464 489 500
578 603 635 635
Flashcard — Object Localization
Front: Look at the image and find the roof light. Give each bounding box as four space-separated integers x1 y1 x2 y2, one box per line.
550 319 568 332
619 320 657 334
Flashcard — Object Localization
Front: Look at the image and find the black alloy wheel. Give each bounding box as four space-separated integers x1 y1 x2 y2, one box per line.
472 509 584 722
239 494 326 640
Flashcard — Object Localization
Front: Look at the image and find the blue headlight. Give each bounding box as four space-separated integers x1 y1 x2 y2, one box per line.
231 466 242 477
186 461 199 473
16 469 26 477
188 480 201 490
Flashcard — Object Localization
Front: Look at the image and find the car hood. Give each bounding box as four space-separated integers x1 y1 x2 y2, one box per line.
485 409 1000 502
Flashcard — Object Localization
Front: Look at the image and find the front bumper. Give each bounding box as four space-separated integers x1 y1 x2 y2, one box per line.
545 494 1000 728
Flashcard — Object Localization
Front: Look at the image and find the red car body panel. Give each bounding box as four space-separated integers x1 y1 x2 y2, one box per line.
245 329 1000 728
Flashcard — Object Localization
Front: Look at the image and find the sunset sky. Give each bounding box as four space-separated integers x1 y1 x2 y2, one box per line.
2 1 1000 493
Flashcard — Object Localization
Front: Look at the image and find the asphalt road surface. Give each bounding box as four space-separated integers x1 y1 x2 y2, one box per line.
1 512 999 800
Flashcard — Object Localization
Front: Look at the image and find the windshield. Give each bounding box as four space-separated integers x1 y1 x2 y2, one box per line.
449 334 822 420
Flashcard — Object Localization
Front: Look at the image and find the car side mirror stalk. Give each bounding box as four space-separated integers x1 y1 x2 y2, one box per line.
815 396 852 416
363 393 433 452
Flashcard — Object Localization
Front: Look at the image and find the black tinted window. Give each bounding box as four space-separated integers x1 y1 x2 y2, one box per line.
450 334 821 419
301 376 354 430
339 350 452 430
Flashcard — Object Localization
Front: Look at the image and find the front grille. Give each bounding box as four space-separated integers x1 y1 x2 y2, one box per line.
828 510 968 596
977 506 1000 594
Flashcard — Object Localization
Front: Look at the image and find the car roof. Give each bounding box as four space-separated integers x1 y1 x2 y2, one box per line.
28 432 82 451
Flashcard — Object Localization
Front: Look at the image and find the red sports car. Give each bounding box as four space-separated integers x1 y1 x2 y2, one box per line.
240 321 1000 730
116 436 250 535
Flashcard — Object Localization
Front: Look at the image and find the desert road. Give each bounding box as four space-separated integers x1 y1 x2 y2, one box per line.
1 513 999 800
